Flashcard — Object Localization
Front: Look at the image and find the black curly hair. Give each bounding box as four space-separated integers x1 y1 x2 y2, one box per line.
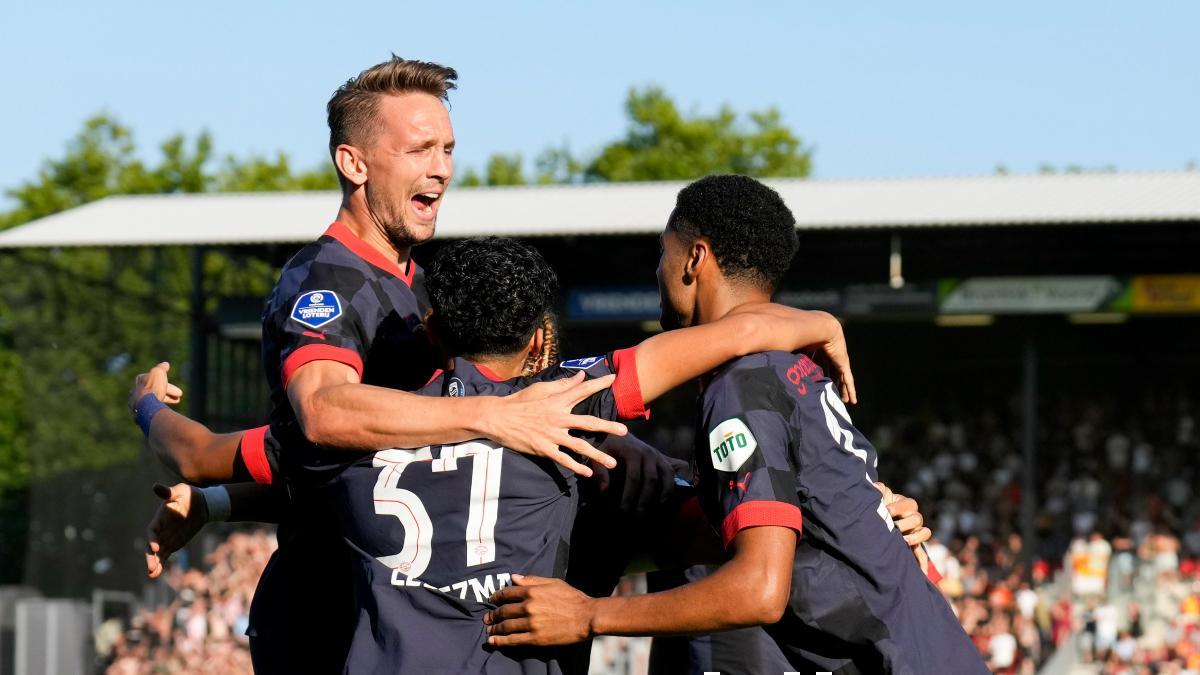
425 237 559 359
667 174 799 291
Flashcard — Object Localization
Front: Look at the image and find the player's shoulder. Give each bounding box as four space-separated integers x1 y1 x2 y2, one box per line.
706 351 829 411
542 354 616 381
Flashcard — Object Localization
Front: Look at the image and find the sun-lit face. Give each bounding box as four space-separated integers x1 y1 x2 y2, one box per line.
362 92 455 248
656 225 695 330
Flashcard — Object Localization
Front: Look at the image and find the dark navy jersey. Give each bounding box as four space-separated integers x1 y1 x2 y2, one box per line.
260 220 436 481
250 351 646 674
696 351 987 675
247 222 436 671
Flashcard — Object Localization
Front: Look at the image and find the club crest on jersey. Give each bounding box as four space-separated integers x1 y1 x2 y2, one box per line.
708 418 757 472
560 356 605 370
290 290 342 329
447 377 465 397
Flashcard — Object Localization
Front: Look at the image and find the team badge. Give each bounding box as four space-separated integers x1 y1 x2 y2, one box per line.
708 418 757 472
290 290 343 329
447 377 465 397
560 356 605 370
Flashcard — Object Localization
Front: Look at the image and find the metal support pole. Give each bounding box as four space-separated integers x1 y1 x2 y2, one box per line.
189 246 208 424
1021 338 1038 567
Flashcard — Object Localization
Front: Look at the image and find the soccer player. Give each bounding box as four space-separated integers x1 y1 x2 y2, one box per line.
147 55 620 673
136 236 858 673
484 176 990 674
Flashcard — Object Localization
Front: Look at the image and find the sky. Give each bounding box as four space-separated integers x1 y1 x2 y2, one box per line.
2 1 1197 201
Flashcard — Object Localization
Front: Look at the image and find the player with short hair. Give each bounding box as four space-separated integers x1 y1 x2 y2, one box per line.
164 55 623 673
136 236 859 673
485 175 989 674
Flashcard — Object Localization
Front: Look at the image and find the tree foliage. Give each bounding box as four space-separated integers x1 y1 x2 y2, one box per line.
459 87 811 186
0 116 336 582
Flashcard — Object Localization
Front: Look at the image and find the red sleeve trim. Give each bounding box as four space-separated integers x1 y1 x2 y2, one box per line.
926 561 943 585
240 426 273 485
610 347 649 420
720 501 803 549
281 344 364 389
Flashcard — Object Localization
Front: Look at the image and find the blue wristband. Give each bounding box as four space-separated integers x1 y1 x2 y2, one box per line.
134 393 168 437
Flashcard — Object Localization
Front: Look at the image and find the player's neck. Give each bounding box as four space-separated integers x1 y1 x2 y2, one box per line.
464 352 527 380
335 204 412 269
695 281 772 326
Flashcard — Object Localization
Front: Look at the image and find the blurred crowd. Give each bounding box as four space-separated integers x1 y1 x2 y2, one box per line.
874 387 1200 674
101 388 1200 674
100 531 274 674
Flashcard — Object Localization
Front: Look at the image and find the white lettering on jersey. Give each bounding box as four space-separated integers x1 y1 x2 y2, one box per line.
372 441 507 579
818 382 894 531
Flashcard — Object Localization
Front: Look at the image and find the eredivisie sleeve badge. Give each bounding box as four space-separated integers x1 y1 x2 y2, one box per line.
290 290 343 329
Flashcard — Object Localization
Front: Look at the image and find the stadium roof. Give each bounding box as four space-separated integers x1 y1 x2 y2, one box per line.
1 171 1198 248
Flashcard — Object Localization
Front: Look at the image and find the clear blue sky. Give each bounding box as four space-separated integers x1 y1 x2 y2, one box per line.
3 1 1197 199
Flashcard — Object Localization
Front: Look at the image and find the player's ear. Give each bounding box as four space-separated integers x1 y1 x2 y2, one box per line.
683 238 711 282
335 144 368 188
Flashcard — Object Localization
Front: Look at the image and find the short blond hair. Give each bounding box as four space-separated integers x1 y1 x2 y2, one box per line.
327 55 457 187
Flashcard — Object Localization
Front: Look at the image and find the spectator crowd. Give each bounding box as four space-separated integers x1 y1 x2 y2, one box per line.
100 531 274 674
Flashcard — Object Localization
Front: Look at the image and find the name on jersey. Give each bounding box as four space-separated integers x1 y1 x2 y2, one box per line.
560 356 605 370
709 418 757 472
390 570 513 603
290 290 342 329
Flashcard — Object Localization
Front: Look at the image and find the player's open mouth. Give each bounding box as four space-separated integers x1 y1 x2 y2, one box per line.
411 192 441 220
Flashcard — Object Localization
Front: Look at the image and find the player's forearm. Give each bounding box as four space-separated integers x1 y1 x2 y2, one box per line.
300 382 495 450
589 556 785 636
634 308 836 402
633 314 768 402
148 411 242 483
734 304 840 357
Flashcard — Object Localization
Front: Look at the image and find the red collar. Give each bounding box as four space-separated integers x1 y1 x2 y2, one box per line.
323 222 416 287
473 363 506 382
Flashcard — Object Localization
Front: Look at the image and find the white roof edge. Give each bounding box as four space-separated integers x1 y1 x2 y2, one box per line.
1 171 1198 248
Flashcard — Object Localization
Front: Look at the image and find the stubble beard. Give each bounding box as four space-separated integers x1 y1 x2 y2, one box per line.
365 181 430 251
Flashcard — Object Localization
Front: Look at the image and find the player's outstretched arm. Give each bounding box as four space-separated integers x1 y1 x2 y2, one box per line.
144 482 287 579
485 526 796 645
288 362 626 477
633 305 856 406
130 363 245 483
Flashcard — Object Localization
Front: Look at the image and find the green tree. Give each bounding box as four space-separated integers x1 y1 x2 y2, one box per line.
586 87 811 182
458 87 811 186
456 153 528 187
0 114 334 584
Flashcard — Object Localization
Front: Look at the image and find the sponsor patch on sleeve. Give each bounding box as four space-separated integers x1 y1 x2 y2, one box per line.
708 418 758 472
560 356 605 370
290 290 343 329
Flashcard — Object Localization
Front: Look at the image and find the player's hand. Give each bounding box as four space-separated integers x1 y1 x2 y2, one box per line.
480 372 627 478
593 434 679 513
817 314 856 405
144 483 207 579
484 575 595 647
875 482 932 573
128 362 184 415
